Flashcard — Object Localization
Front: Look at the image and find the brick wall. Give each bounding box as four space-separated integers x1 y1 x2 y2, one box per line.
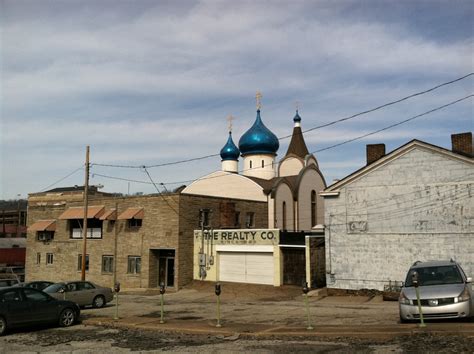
26 192 267 290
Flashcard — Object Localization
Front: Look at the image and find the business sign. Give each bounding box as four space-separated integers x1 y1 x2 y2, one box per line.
194 229 279 245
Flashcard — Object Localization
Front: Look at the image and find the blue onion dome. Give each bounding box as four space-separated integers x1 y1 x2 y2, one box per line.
238 110 280 156
220 131 240 161
293 110 301 123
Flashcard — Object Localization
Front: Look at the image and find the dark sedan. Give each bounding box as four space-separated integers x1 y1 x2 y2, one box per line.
0 287 80 335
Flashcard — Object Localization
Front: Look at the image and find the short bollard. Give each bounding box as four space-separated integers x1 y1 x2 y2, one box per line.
412 272 426 328
114 282 121 320
159 282 166 324
215 283 222 328
302 281 313 330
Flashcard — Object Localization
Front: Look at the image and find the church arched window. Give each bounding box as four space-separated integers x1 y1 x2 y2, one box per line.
282 201 287 230
311 190 317 226
250 160 252 169
261 160 264 168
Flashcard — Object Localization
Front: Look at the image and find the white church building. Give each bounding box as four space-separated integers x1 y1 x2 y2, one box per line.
182 99 327 287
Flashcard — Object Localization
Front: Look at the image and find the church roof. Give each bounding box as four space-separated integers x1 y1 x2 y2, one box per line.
285 110 309 159
239 110 279 156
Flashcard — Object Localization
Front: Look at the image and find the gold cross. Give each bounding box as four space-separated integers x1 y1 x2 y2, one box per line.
256 91 262 110
295 100 300 111
226 115 235 132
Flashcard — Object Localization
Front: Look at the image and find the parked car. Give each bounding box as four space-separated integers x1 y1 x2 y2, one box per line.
43 281 113 308
17 281 54 291
0 287 80 335
399 260 473 322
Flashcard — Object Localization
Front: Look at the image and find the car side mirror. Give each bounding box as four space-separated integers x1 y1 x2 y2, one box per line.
467 277 472 283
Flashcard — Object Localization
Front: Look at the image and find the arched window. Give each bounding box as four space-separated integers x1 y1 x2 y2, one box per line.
261 160 264 168
249 160 252 169
282 201 287 230
311 190 317 226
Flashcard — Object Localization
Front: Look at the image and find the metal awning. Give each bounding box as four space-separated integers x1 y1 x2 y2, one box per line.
117 208 144 220
99 209 117 220
58 206 105 219
28 220 56 232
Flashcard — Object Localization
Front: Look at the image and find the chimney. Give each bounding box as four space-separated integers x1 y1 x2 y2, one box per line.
366 144 385 165
451 132 472 157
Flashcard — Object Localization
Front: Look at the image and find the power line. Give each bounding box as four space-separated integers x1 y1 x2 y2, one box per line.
91 94 473 189
39 166 84 192
91 73 473 169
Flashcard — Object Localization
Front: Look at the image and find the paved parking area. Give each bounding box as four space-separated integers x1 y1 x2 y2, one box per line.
1 282 474 353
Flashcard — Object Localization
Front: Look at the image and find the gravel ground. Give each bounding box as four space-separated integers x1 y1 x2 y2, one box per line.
1 324 474 353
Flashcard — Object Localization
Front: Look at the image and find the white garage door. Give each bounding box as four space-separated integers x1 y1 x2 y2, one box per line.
219 252 274 285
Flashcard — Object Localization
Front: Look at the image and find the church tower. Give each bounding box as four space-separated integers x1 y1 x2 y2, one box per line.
220 120 240 173
238 93 279 180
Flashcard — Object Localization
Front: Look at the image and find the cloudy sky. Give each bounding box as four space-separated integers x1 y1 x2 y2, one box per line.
1 0 472 199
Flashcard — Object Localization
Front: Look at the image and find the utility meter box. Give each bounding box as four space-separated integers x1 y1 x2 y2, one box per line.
199 254 206 266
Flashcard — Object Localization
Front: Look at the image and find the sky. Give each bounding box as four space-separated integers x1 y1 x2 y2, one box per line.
0 0 472 199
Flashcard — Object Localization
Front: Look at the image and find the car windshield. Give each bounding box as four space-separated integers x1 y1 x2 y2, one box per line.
405 265 464 286
43 283 65 293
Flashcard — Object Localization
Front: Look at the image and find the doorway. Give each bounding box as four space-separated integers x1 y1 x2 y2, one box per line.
158 250 175 288
282 247 306 286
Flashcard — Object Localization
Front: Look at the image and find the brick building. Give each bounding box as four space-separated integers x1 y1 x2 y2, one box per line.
26 187 267 290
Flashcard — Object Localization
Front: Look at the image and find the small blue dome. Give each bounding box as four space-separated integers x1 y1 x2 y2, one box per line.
220 132 240 161
238 110 279 156
293 110 301 123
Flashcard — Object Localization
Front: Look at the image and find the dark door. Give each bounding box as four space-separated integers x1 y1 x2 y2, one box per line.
22 288 57 323
167 258 175 288
158 255 175 288
282 248 306 286
2 289 30 325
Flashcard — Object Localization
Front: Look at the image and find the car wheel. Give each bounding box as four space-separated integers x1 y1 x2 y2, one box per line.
59 308 75 327
92 295 106 308
0 316 7 336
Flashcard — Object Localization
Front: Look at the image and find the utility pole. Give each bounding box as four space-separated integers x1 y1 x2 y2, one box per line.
81 146 90 281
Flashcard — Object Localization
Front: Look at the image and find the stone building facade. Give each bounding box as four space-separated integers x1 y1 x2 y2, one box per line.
26 188 267 290
321 133 473 291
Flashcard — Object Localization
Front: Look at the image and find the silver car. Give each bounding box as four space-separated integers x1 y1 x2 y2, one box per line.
43 281 113 308
399 260 473 322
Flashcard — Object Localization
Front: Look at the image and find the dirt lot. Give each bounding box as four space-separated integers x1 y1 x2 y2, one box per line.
1 282 473 353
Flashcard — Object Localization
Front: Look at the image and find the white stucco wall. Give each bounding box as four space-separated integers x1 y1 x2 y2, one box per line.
298 169 326 231
274 183 294 230
242 154 276 180
324 146 474 290
182 171 267 201
279 157 304 177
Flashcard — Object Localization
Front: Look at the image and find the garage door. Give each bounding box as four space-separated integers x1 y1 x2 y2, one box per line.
219 252 274 285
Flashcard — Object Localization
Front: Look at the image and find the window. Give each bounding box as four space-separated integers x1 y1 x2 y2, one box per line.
102 255 114 273
282 201 287 230
127 256 141 274
37 231 54 241
311 190 317 226
128 218 142 228
36 253 41 265
77 254 90 271
261 160 264 168
77 281 95 290
70 219 103 239
0 289 21 302
245 212 255 228
199 209 211 228
23 288 49 302
234 211 241 227
46 253 53 265
249 160 253 169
